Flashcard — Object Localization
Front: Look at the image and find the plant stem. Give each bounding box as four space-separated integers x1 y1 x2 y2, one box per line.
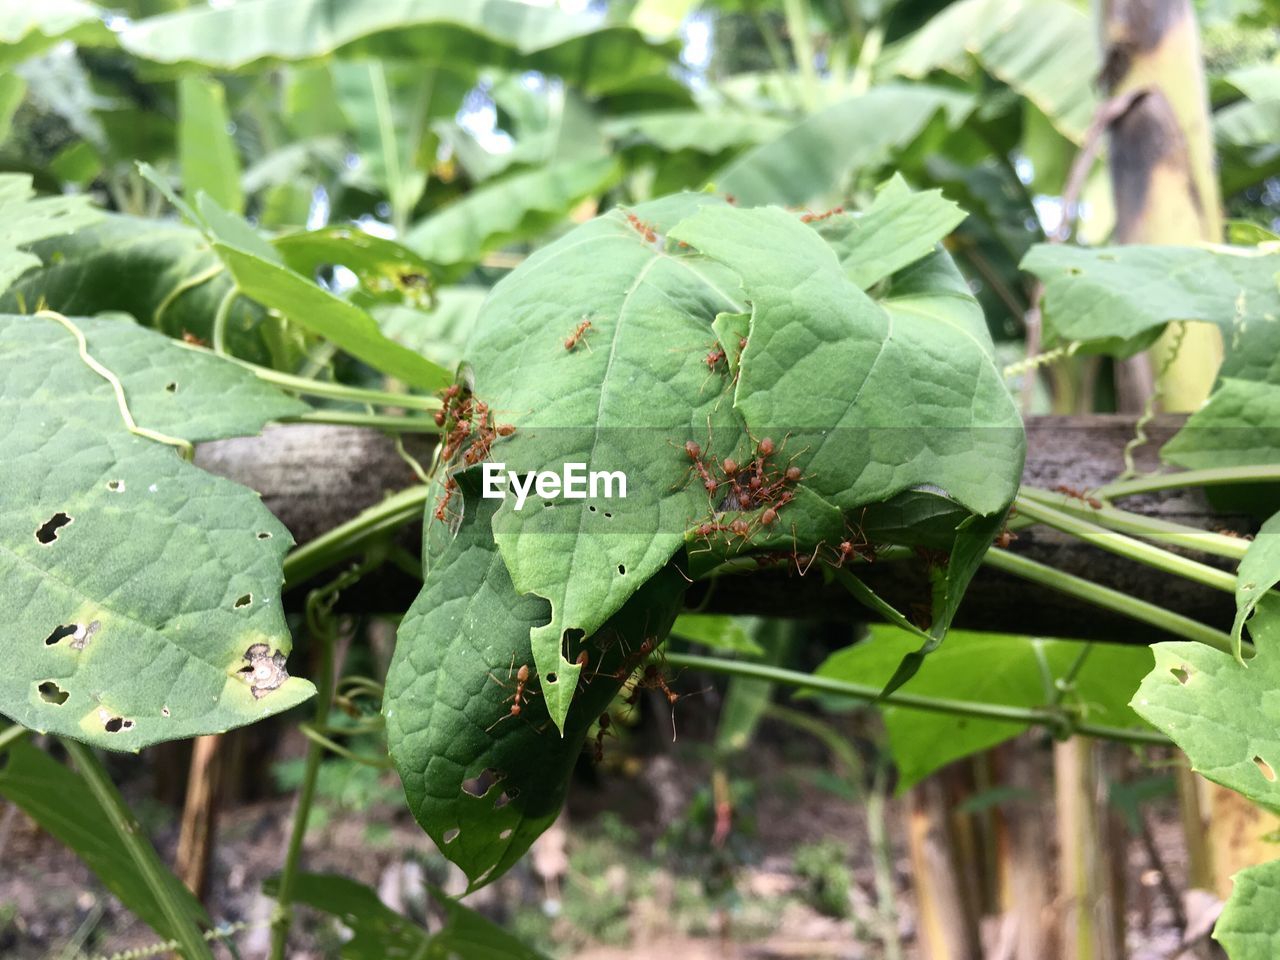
279 410 441 433
1013 496 1237 593
0 724 29 754
210 285 237 356
782 0 820 110
1019 487 1249 560
665 653 1170 745
283 485 429 588
180 346 444 413
1094 465 1280 501
270 563 369 960
983 548 1236 653
62 740 213 960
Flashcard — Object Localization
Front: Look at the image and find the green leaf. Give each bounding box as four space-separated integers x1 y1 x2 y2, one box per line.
1214 858 1280 959
385 488 685 888
1229 513 1280 660
716 85 973 205
882 0 1098 142
814 174 967 290
264 873 548 960
464 193 745 729
670 614 765 656
405 156 622 279
1020 243 1280 355
0 738 211 937
1132 632 1280 811
668 204 1023 518
0 314 314 749
119 0 676 93
0 213 285 367
819 627 1154 790
374 286 486 372
0 0 114 71
0 73 25 143
0 173 100 296
178 75 244 214
214 241 452 391
602 110 789 155
1162 378 1280 470
274 225 438 307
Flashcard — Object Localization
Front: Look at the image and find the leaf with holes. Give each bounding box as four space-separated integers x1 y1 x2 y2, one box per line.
463 192 746 730
1132 632 1280 812
261 873 549 960
0 314 313 749
0 738 211 936
1214 857 1280 959
385 486 685 889
1229 514 1280 659
0 173 100 296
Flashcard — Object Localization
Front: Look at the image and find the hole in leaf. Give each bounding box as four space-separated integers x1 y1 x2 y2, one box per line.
72 621 100 650
239 643 289 699
161 706 171 718
104 716 134 733
588 505 596 512
546 672 558 684
107 479 125 493
462 769 501 798
38 681 68 705
257 531 272 540
35 512 72 544
1255 756 1276 782
165 382 178 393
499 828 513 840
618 564 626 576
44 624 79 646
1171 666 1190 684
442 827 460 845
604 511 612 519
234 593 252 609
494 791 512 809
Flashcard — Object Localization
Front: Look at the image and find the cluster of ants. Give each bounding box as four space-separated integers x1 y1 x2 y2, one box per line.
431 384 514 522
484 629 684 767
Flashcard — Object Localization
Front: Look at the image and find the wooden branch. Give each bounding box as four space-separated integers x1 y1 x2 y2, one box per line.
195 417 1253 643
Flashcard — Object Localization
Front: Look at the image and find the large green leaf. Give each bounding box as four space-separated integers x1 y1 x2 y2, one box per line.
119 0 676 94
374 286 487 372
882 0 1097 143
264 873 548 960
385 488 685 889
817 627 1155 790
0 213 283 366
0 738 210 937
715 85 973 205
1132 632 1280 812
0 0 114 71
212 234 452 390
668 204 1023 518
405 156 622 279
177 75 243 214
1162 378 1280 470
602 110 789 155
0 314 313 749
0 173 100 296
1214 858 1280 960
462 193 744 728
1020 243 1280 354
1230 513 1280 658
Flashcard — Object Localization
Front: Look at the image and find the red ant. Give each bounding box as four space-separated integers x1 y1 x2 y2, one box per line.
1054 484 1102 509
592 712 613 763
799 206 844 224
485 657 536 733
624 212 657 243
705 343 727 370
564 318 593 351
994 527 1018 548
